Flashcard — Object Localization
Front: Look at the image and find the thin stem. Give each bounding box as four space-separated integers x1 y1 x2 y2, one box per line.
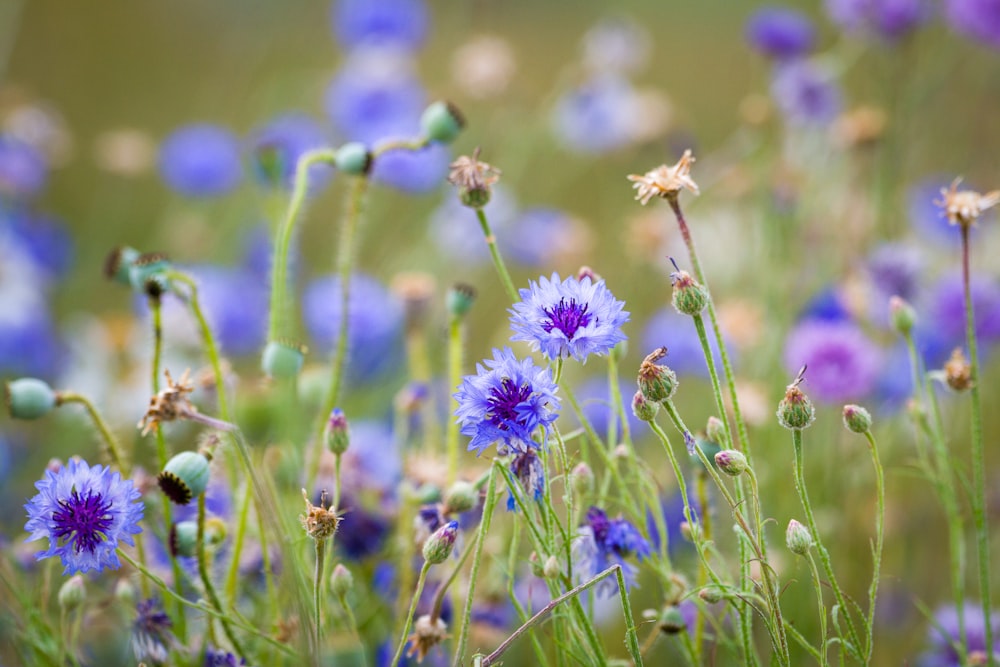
197 494 245 659
430 535 475 623
615 566 644 667
805 551 829 667
962 224 993 665
54 392 128 474
313 539 327 667
391 561 432 667
224 483 253 604
694 470 710 657
474 207 518 302
862 430 885 663
447 316 464 484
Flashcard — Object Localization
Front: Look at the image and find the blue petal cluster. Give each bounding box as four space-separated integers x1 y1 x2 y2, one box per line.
454 347 560 454
770 60 843 126
573 506 651 596
159 124 243 197
24 459 144 575
250 112 333 191
945 0 1000 49
746 7 817 60
331 0 428 52
826 0 930 41
917 603 1000 666
510 273 628 362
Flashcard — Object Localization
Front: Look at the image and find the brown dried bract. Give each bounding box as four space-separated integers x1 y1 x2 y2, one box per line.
627 150 700 205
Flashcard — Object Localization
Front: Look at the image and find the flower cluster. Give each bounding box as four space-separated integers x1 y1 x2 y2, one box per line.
573 506 651 596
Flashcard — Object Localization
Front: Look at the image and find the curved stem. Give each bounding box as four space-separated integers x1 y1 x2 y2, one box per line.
391 561 431 667
474 207 518 302
54 392 128 474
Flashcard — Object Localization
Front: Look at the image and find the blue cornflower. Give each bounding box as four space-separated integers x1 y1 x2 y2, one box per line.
746 7 817 60
510 273 629 363
24 459 144 575
429 185 517 265
159 124 243 197
185 265 268 357
0 134 47 200
131 598 174 664
574 506 650 596
925 272 1000 348
454 347 560 454
501 208 592 268
783 319 883 404
371 135 451 194
917 603 1000 666
770 59 843 126
826 0 930 41
945 0 1000 49
250 112 333 191
507 449 545 511
550 74 637 153
331 0 429 52
205 645 246 666
4 210 73 279
866 243 924 328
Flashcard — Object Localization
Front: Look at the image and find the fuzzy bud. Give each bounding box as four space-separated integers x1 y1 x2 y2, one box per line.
421 101 465 144
103 246 141 285
670 267 709 317
699 587 725 604
888 295 916 337
777 367 815 431
446 283 477 319
692 438 721 468
705 416 726 445
637 347 678 403
58 575 86 611
944 347 973 392
543 555 561 579
261 340 306 380
5 378 56 420
529 552 546 578
786 519 813 556
571 462 594 496
714 449 748 477
330 564 354 597
334 142 372 175
325 408 350 455
658 606 688 635
158 451 211 505
631 390 659 422
423 520 459 564
842 404 872 434
127 252 171 295
444 481 478 514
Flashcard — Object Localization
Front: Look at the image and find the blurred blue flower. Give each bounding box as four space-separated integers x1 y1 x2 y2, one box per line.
646 492 698 555
916 603 1000 666
746 7 817 60
24 459 144 575
335 498 392 561
770 59 843 126
783 319 883 403
429 185 517 265
826 0 931 41
925 271 1000 348
866 243 924 327
250 113 333 191
3 210 73 279
874 342 914 412
159 124 243 197
338 420 403 500
0 135 47 200
204 646 246 666
454 347 560 455
185 265 268 357
501 207 590 267
907 177 975 244
944 0 1000 49
510 273 629 363
0 309 62 380
303 273 405 384
641 307 733 378
331 0 428 52
574 506 650 597
371 138 451 193
551 75 637 153
799 285 853 322
132 598 174 664
573 375 640 444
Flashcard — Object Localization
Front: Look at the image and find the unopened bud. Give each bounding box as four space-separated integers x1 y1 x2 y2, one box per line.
714 450 748 476
446 283 476 319
705 416 726 445
658 606 688 634
330 564 354 597
5 378 56 420
888 296 916 336
543 555 561 579
944 348 973 392
58 575 86 610
631 390 659 422
577 266 601 282
786 519 813 556
529 552 546 578
777 367 815 431
637 347 678 403
423 521 459 564
670 264 709 317
842 404 872 434
325 409 350 455
571 462 594 496
421 101 465 144
699 587 725 604
114 578 136 606
444 481 478 514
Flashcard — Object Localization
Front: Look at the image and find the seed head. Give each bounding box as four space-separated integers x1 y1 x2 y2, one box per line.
448 147 500 209
627 149 700 205
406 615 449 662
300 489 340 542
935 178 1000 228
944 347 973 392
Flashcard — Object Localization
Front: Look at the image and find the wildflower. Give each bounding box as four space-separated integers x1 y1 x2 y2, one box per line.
770 60 843 126
447 148 501 208
917 603 1000 666
138 369 234 435
777 366 816 430
507 449 545 511
745 7 817 60
509 273 628 362
158 124 242 198
825 0 930 41
575 508 651 597
935 178 1000 227
627 150 699 204
331 0 428 52
944 0 1000 49
204 646 246 666
454 347 560 454
301 489 340 541
24 458 143 575
926 272 1000 346
786 519 813 555
131 598 174 665
406 614 449 662
944 347 973 392
783 320 883 403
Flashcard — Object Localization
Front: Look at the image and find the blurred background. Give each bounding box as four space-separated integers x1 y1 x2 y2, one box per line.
2 0 1000 664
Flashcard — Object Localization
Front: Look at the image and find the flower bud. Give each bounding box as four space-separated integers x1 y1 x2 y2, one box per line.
944 347 973 392
786 519 813 556
446 283 476 319
421 101 465 144
334 142 372 175
705 416 726 445
543 555 561 579
103 245 141 285
776 368 815 431
699 587 725 604
169 520 199 557
325 409 350 455
58 575 86 611
158 450 211 505
631 390 659 422
5 378 56 420
571 462 594 496
637 347 678 403
658 606 688 634
670 268 709 317
261 340 306 379
330 563 354 597
127 252 171 295
114 578 136 606
888 295 916 337
529 552 546 578
443 481 478 514
714 450 748 477
423 520 459 564
842 404 872 434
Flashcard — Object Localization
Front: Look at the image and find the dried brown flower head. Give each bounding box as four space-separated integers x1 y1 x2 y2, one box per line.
944 347 973 392
627 150 699 205
138 368 234 436
405 615 449 662
447 148 501 192
300 489 340 541
935 178 1000 228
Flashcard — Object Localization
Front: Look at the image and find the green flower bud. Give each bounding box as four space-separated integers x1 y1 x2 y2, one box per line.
658 606 688 635
325 408 350 455
631 390 659 422
443 481 478 514
330 563 354 597
699 587 725 604
714 449 748 476
637 347 678 403
158 450 211 505
842 404 872 434
127 252 171 296
334 142 372 175
58 575 86 611
705 416 726 446
670 267 709 317
5 378 56 420
446 283 476 319
169 520 199 557
420 101 465 144
261 340 306 379
422 521 459 564
529 552 546 578
786 519 813 556
888 295 916 337
776 368 815 431
103 246 141 285
543 555 561 579
114 578 136 606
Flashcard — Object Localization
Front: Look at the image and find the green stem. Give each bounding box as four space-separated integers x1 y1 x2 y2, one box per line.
430 533 475 623
54 392 128 474
447 316 464 484
197 494 245 659
313 539 327 666
862 430 885 663
474 207 518 302
615 566 644 667
962 224 993 666
224 482 253 604
806 551 829 667
391 561 432 667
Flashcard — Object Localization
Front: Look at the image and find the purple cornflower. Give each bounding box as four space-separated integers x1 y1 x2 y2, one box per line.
510 273 629 363
501 207 590 268
131 598 174 665
0 134 47 200
507 449 546 511
799 286 854 323
917 603 1000 665
641 307 733 378
770 59 843 126
944 0 1000 49
331 0 429 52
303 273 405 384
866 243 924 327
185 266 268 357
453 347 560 454
574 507 650 597
205 646 246 666
550 75 637 153
783 320 883 403
429 185 517 265
159 124 242 197
826 0 931 41
250 112 333 191
746 7 817 60
371 137 451 194
24 459 144 575
925 272 1000 347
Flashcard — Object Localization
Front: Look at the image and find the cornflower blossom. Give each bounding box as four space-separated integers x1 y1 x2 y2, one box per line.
131 598 175 665
24 459 143 575
509 273 629 363
783 319 883 403
331 0 428 52
944 0 1000 49
825 0 930 41
916 603 1000 666
573 507 651 597
926 272 1000 347
745 7 817 60
158 124 243 198
507 449 545 511
204 646 246 666
0 134 47 199
627 150 699 204
551 75 638 154
770 60 843 126
453 347 560 454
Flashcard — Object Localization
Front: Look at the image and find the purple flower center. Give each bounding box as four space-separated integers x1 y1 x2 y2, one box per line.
52 489 113 555
542 298 592 340
487 377 533 428
586 506 611 544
